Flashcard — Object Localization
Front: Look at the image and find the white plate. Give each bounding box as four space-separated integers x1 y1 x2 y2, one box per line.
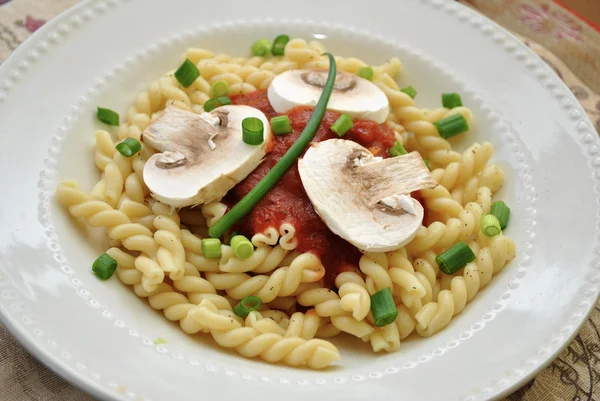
0 0 598 400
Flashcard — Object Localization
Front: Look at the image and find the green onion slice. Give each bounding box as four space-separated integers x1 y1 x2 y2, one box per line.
174 59 200 88
388 141 408 157
211 80 229 97
251 39 271 57
480 214 502 237
242 117 264 145
424 158 431 170
370 288 398 327
92 253 118 280
442 93 463 109
97 107 120 126
208 53 338 238
230 235 254 259
271 35 290 56
433 114 469 139
491 200 510 229
400 86 417 99
436 241 476 275
115 138 142 157
233 296 263 318
331 113 353 137
270 115 292 136
201 238 221 259
356 66 374 81
204 96 231 112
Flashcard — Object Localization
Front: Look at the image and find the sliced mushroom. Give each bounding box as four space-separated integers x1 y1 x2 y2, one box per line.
298 139 437 252
267 69 390 123
142 105 271 208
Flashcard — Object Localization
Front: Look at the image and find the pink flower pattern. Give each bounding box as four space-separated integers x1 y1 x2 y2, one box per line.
520 4 583 42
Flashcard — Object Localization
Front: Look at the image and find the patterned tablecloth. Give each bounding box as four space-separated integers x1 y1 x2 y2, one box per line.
1 0 599 400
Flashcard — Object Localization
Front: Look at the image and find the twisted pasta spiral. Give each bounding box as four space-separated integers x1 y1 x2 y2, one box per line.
413 235 516 337
205 253 325 302
189 299 340 369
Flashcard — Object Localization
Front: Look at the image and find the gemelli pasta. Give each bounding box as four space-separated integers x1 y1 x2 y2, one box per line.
56 36 515 369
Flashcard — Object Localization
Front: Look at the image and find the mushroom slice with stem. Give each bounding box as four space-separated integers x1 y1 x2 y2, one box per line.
298 139 437 252
142 105 271 208
267 69 390 123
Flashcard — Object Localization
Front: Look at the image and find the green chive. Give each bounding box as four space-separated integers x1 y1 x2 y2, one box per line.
480 214 502 237
436 241 476 275
208 53 338 238
174 59 200 88
271 35 290 56
204 96 231 112
227 231 239 245
251 39 271 57
400 86 417 98
233 296 262 318
270 115 292 136
211 80 229 97
242 117 264 145
491 201 510 229
230 235 254 259
331 113 353 137
115 138 142 157
388 141 408 157
442 93 463 109
97 107 120 126
92 253 117 280
424 158 431 170
433 114 469 139
370 288 398 327
201 238 221 259
356 66 374 81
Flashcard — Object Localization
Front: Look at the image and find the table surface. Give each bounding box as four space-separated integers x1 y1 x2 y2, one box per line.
1 0 599 400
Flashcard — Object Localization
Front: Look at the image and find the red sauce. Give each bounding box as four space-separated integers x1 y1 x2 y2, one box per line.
226 90 396 286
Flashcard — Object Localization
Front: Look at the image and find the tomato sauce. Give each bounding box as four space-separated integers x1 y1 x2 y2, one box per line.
226 90 396 285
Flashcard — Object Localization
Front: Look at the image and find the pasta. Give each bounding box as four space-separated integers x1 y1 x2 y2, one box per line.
56 36 516 369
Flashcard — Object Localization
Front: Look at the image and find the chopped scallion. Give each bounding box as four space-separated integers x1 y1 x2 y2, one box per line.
230 235 254 259
388 141 408 157
208 53 337 238
436 241 476 275
92 253 117 280
370 288 398 327
424 158 431 170
234 296 262 318
270 115 292 136
433 114 469 139
251 39 271 57
227 231 239 245
174 59 200 88
400 86 417 98
480 214 502 237
442 93 463 109
242 117 264 145
153 338 167 345
356 66 374 81
97 107 120 126
115 138 142 157
203 96 231 112
201 238 221 259
211 80 229 97
271 34 290 56
331 113 353 137
491 201 510 229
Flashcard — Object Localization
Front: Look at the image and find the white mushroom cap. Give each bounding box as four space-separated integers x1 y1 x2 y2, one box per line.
267 70 390 123
142 105 271 208
298 139 437 252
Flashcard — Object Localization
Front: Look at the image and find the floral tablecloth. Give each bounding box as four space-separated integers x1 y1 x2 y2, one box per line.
1 0 599 400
